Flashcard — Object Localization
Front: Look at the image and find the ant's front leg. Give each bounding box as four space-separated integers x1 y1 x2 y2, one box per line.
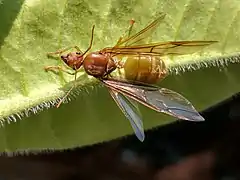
44 66 75 76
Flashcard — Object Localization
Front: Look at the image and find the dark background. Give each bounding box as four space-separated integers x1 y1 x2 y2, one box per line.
0 92 239 180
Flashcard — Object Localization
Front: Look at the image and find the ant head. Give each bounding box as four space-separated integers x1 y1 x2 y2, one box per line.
61 52 84 70
60 25 95 70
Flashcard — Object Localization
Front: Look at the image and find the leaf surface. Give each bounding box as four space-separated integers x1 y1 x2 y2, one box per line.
0 0 239 153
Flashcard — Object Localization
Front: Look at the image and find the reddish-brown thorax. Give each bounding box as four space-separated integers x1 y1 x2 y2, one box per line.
83 52 117 78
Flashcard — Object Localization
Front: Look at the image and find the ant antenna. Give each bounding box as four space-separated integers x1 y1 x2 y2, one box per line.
81 25 95 56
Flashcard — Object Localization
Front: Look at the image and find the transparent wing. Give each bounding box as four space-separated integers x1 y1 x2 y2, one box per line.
103 79 205 122
104 40 217 56
108 88 145 142
114 13 166 47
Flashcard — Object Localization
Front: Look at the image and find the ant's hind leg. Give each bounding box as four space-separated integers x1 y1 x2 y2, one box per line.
47 46 82 57
127 19 135 38
114 19 135 47
44 66 75 75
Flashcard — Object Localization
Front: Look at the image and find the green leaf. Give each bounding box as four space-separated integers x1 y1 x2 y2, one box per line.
0 0 239 153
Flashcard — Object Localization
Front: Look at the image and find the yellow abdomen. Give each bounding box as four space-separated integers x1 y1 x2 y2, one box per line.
119 55 168 84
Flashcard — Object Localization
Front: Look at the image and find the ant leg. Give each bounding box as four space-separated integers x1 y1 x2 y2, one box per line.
45 66 78 108
127 19 135 38
44 66 75 75
110 56 124 69
47 46 83 57
56 71 78 108
113 58 125 77
114 19 135 47
108 58 124 77
116 66 123 77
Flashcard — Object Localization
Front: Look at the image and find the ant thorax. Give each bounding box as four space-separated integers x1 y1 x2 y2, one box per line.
83 52 117 78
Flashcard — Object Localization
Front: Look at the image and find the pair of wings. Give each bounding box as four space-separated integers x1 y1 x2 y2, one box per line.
103 79 204 142
101 13 217 56
100 13 213 141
